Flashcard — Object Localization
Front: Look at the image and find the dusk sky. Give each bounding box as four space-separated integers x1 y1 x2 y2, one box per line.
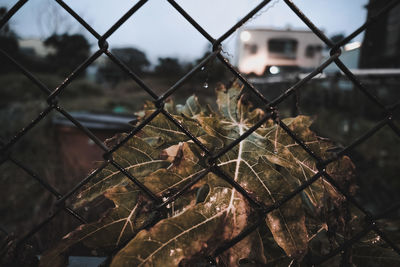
3 0 368 64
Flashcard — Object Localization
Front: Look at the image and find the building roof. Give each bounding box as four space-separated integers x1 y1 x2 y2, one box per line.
53 112 136 131
241 27 316 34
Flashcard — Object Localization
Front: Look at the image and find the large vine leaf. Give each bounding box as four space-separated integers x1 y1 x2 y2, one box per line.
111 85 313 265
40 142 207 266
40 185 144 267
73 136 170 208
111 172 266 267
198 86 309 259
74 96 209 209
41 82 358 266
136 100 206 150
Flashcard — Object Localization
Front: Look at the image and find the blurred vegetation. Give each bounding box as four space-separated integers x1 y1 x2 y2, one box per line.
154 57 185 78
44 33 91 76
97 47 150 85
0 100 66 251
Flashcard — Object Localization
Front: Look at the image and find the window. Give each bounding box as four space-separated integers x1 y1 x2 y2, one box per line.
244 43 258 54
268 38 298 59
305 45 323 58
305 45 315 58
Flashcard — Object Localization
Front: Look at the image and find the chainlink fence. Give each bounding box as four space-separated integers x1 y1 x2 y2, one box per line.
1 0 400 265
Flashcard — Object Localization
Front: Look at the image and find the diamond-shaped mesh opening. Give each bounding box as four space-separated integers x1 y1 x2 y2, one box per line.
99 0 216 98
107 0 208 61
1 0 99 82
345 125 400 211
0 160 51 233
170 57 238 105
290 0 368 39
61 0 137 35
20 208 85 254
174 0 267 38
292 75 386 146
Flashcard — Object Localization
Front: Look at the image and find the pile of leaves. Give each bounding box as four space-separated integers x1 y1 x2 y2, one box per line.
38 83 398 266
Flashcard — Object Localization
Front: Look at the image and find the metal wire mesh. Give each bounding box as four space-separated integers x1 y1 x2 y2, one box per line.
1 0 400 265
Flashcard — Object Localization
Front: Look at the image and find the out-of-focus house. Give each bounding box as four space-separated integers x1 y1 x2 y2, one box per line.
52 112 135 180
17 38 55 57
236 28 325 76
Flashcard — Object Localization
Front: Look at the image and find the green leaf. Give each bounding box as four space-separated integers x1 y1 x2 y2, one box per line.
40 185 144 267
73 135 170 208
111 83 310 264
176 95 202 117
111 173 265 267
41 142 207 266
41 82 358 266
140 109 205 150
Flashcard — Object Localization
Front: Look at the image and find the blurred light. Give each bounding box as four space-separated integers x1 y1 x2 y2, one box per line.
269 66 280 74
344 41 361 51
240 31 251 42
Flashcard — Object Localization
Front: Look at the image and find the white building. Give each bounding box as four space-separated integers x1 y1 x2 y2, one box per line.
236 28 325 76
17 39 55 57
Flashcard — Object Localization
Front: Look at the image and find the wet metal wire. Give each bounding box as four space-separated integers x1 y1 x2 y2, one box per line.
1 0 400 265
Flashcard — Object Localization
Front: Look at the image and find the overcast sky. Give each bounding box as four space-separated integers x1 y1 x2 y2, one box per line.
3 0 368 64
